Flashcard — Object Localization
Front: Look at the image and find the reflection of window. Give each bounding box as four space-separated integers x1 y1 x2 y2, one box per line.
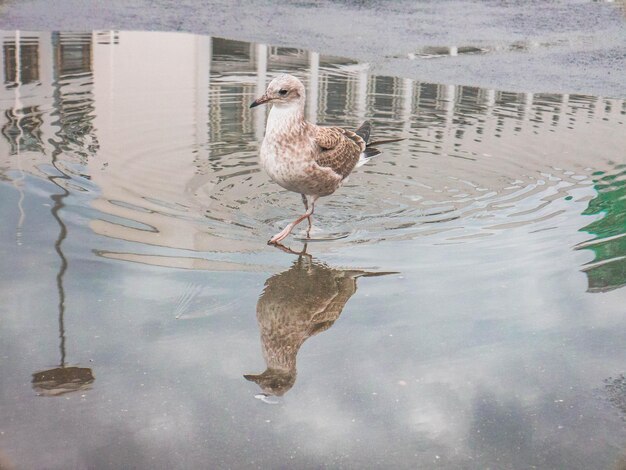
58 43 91 76
212 38 251 60
210 38 256 75
53 33 92 78
3 42 40 84
96 31 119 45
50 33 98 159
325 79 349 117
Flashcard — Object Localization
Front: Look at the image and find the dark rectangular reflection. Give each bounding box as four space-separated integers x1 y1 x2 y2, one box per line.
3 40 40 84
53 32 92 78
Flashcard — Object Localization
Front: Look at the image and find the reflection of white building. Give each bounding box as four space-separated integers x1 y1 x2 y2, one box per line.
0 31 624 268
2 30 622 181
1 30 623 163
89 32 215 257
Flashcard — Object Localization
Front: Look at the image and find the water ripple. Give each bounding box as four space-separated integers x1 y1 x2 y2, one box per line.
0 32 624 274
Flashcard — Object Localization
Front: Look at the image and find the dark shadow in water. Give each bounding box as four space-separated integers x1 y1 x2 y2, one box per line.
31 33 95 396
245 244 395 397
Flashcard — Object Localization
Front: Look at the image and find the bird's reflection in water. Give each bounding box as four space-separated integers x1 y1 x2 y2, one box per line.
245 244 394 397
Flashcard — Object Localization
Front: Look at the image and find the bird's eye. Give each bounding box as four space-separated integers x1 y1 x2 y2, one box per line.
278 89 288 96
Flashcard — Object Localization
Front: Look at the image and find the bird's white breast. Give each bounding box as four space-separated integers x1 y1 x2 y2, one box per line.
259 104 341 196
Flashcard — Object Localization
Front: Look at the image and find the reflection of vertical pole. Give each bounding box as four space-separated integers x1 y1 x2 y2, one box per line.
481 88 495 119
414 81 421 110
108 31 116 144
48 37 74 368
401 78 413 126
484 89 496 111
107 31 115 97
255 43 267 141
521 91 533 120
51 175 69 368
442 84 455 129
355 67 368 122
194 34 210 161
483 89 496 139
206 37 213 149
15 30 21 84
437 84 455 154
560 93 569 123
307 51 319 123
13 30 26 245
400 78 413 157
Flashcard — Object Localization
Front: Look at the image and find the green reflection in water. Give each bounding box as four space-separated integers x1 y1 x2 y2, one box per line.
580 165 626 293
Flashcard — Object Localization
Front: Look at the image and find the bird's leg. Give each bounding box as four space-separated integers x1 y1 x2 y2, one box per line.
269 196 317 244
270 241 311 258
301 194 313 237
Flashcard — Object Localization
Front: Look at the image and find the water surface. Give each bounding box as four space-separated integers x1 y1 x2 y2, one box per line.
0 31 625 469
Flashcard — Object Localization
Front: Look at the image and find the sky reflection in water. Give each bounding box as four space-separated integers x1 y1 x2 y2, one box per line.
0 31 625 469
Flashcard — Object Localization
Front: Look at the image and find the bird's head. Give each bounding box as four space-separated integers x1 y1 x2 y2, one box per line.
250 74 306 109
244 367 296 396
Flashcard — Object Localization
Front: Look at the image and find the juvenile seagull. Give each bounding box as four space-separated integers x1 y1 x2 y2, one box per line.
250 74 401 244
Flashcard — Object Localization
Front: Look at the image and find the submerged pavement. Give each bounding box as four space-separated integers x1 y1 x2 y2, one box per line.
0 0 624 98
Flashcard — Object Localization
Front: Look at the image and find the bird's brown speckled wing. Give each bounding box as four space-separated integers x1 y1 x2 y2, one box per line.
314 126 366 179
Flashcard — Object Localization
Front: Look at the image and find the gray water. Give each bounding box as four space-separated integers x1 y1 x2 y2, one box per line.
0 31 625 469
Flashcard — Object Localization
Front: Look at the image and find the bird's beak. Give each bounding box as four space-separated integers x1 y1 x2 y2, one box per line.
250 94 270 108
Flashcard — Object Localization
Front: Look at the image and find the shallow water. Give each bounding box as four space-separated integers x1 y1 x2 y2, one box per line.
0 31 625 469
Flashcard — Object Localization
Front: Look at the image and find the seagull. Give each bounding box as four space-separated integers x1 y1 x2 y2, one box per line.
250 74 402 244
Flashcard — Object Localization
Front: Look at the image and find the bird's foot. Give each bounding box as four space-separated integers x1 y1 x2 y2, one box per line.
268 224 294 245
268 241 310 256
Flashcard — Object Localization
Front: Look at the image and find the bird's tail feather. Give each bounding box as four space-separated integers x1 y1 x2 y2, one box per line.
367 137 405 147
355 121 372 144
356 148 382 168
354 122 404 168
